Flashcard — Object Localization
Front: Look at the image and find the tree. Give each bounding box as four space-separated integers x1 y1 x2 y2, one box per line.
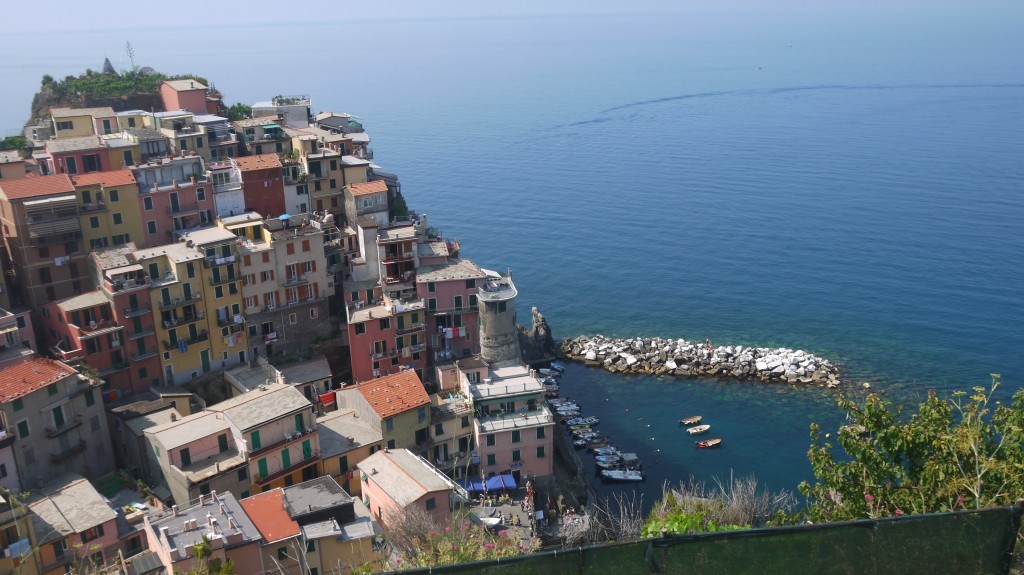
0 136 28 153
227 103 252 121
186 534 236 575
799 375 1024 523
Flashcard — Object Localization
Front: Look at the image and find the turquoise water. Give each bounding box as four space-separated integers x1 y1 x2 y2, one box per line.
3 8 1023 499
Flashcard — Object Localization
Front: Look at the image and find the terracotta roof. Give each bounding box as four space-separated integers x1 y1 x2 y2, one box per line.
355 369 429 419
235 153 282 172
71 169 137 188
239 488 300 544
0 174 75 200
0 358 77 403
348 180 388 197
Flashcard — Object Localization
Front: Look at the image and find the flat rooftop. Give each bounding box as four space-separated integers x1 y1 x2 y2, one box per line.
206 382 311 432
316 409 382 458
469 362 544 400
416 259 486 283
134 241 203 264
279 357 332 385
145 411 231 450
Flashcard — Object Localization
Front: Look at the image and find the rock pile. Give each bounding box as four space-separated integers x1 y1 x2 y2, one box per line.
559 335 842 387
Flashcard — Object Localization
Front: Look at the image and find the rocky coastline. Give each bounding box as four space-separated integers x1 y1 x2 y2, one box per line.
559 334 842 387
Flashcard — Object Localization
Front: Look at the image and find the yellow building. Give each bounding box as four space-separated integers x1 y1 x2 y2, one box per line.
49 106 117 139
101 132 143 171
133 227 248 385
153 110 211 161
115 109 151 132
316 408 383 497
336 370 432 455
71 170 145 250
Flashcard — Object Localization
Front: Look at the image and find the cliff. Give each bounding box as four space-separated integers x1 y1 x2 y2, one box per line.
518 307 557 363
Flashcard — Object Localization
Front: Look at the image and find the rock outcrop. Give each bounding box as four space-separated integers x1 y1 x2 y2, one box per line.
560 334 842 387
518 307 557 364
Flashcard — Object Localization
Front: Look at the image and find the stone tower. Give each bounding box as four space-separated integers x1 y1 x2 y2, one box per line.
478 269 519 364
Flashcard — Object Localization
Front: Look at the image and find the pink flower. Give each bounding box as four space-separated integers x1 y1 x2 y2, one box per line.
484 542 495 549
445 526 451 532
894 509 904 516
864 493 875 502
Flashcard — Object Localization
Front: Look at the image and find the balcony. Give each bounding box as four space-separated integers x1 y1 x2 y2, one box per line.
254 450 321 485
26 217 81 239
79 201 107 213
45 414 83 438
371 348 399 361
76 319 120 336
216 314 241 328
404 343 427 354
476 405 553 433
164 312 205 329
282 273 309 287
50 439 87 463
99 361 130 377
0 426 15 449
381 251 415 263
395 322 425 336
204 253 237 267
123 305 151 318
166 203 200 215
127 328 154 340
430 304 479 316
249 427 319 459
130 350 158 362
414 437 434 451
208 274 239 286
159 294 202 309
163 331 209 351
431 401 473 423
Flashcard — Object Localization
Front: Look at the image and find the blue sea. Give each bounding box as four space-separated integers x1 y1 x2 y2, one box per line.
3 7 1023 501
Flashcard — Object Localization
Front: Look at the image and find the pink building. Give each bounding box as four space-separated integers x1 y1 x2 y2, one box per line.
42 291 134 394
415 259 487 363
27 474 120 575
45 135 111 175
160 80 209 115
132 155 216 244
356 448 464 529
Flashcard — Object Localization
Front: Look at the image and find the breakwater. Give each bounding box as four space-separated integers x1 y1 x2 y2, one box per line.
560 335 842 387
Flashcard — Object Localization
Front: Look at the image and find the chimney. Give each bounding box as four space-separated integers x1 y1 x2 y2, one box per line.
228 517 236 530
183 520 190 532
171 505 179 516
211 490 218 501
219 502 226 515
206 513 213 526
198 494 205 505
160 526 169 540
171 413 177 422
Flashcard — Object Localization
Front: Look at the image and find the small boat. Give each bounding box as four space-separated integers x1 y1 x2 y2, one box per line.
566 416 600 427
696 438 722 449
541 376 559 386
537 368 561 379
549 361 566 373
679 415 703 426
600 469 644 483
686 424 711 435
619 452 642 468
591 446 619 456
594 455 621 463
595 460 624 470
585 438 611 450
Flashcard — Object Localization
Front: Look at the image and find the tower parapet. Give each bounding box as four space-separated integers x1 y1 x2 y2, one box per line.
478 269 518 364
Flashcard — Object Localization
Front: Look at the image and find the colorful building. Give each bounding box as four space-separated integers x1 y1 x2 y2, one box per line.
336 369 431 454
0 358 113 489
356 448 466 529
316 408 383 497
159 79 210 116
27 474 119 575
42 291 129 389
235 154 285 217
49 106 118 139
132 154 215 246
71 169 144 251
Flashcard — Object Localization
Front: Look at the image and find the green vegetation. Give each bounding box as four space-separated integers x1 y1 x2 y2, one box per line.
800 375 1024 522
41 69 209 102
227 102 252 121
0 136 27 153
188 534 236 575
389 194 410 221
643 476 795 537
386 508 521 570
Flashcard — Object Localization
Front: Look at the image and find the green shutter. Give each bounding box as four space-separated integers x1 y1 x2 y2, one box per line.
302 440 312 460
258 458 268 479
250 431 261 450
282 448 291 469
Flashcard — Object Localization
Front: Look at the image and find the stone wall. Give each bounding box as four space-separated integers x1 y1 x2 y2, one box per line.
560 334 841 387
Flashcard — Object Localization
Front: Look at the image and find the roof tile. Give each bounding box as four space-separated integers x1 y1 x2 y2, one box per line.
71 169 137 188
0 173 75 200
239 489 300 543
0 358 77 402
348 180 388 197
354 370 429 419
235 153 282 172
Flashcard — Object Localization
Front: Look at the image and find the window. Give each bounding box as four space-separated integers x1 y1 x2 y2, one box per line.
466 279 476 288
112 234 129 245
512 450 521 462
379 318 390 330
48 383 58 396
537 427 546 439
427 282 435 293
302 239 310 252
241 490 250 499
286 242 295 255
16 420 29 439
418 406 427 422
65 156 78 174
511 430 521 443
180 448 191 467
83 154 100 173
80 525 105 543
354 323 365 335
0 464 6 478
238 467 248 480
486 434 495 446
57 120 73 130
197 188 205 201
218 434 229 452
113 212 123 225
13 398 22 411
486 454 496 466
387 439 396 449
289 313 297 325
461 415 470 428
434 423 444 436
215 286 223 298
85 390 95 407
180 139 188 151
89 216 100 229
144 196 153 211
385 418 394 432
537 445 546 458
306 539 315 553
127 117 136 128
310 307 318 319
277 547 288 560
426 498 437 510
250 430 261 450
147 220 157 234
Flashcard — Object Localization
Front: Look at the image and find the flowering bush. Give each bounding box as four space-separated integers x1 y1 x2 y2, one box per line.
388 512 523 570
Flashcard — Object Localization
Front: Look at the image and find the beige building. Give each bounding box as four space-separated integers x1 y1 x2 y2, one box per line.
316 408 383 497
335 369 431 455
49 106 118 139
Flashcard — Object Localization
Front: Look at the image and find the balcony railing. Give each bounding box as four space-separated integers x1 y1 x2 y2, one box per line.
254 450 321 485
167 203 200 215
123 305 151 317
381 251 415 263
431 401 473 423
204 254 237 267
430 304 479 316
100 361 130 376
79 201 107 213
163 331 209 351
395 322 425 336
130 350 158 362
45 415 83 438
282 273 309 287
127 328 155 341
159 294 201 309
371 348 399 361
249 427 319 459
208 274 239 286
76 319 119 334
51 439 87 463
163 312 205 329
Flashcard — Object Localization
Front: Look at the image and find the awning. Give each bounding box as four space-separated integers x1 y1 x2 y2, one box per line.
457 478 485 493
484 474 517 491
263 124 281 130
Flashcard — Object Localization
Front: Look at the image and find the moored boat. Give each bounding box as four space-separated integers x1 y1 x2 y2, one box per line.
594 454 621 463
549 361 566 373
600 469 644 483
686 424 711 435
695 438 722 449
679 415 702 426
591 446 619 456
566 416 600 427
